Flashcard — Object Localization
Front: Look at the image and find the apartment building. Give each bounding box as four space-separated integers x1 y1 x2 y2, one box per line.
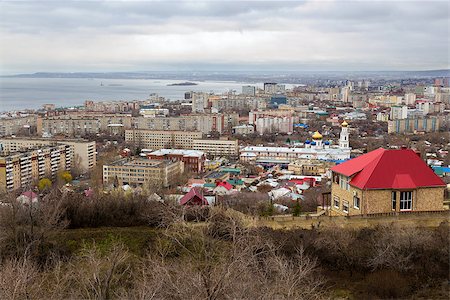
126 129 238 156
134 113 238 134
147 149 206 173
0 145 71 192
125 130 203 150
192 139 239 157
38 113 134 136
0 138 96 172
103 158 184 188
0 115 38 137
84 100 142 112
210 97 263 111
387 116 441 134
249 109 297 133
40 112 240 136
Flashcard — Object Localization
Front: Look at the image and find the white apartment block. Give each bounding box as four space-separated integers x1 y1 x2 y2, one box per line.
0 138 96 172
390 105 408 120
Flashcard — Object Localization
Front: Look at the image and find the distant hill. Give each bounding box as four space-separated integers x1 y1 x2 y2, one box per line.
2 69 449 82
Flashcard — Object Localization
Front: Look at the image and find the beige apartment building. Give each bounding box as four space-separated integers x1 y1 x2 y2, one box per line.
39 112 239 136
103 158 184 188
192 139 239 157
125 129 238 156
0 138 96 172
125 130 203 149
38 113 134 136
0 145 71 192
0 115 38 137
135 113 239 134
387 116 441 134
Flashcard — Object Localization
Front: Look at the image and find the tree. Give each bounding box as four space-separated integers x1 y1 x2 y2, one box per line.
38 178 52 191
292 201 301 217
59 171 73 184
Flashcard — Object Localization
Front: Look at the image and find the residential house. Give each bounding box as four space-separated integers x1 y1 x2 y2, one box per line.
330 148 446 216
180 187 209 205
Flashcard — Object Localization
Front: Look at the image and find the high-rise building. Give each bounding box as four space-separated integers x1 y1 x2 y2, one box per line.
404 93 416 105
191 92 209 113
390 105 408 120
0 138 96 172
242 85 256 96
0 144 71 192
388 116 441 134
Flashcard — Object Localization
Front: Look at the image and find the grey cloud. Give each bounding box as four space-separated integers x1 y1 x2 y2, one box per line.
0 0 448 73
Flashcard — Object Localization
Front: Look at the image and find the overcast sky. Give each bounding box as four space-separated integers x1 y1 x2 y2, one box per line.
0 0 449 74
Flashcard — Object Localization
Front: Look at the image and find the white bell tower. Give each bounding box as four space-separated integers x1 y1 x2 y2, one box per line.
339 120 349 148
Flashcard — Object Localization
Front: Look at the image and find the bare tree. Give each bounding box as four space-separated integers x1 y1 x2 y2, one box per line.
0 257 42 300
72 243 131 300
367 224 433 272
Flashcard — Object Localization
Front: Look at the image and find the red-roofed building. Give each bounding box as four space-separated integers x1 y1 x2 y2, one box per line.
180 187 209 206
330 148 445 216
213 181 233 195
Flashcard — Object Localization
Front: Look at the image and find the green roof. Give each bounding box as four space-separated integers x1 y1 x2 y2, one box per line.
219 168 241 174
204 183 217 188
227 179 244 186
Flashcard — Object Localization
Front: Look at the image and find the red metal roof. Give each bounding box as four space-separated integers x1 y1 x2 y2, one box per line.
180 187 209 205
216 181 233 191
331 148 445 189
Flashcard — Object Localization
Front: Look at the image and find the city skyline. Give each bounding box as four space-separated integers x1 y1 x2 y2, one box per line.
0 0 449 74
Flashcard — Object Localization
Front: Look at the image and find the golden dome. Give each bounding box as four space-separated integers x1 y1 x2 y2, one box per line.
312 131 323 140
341 120 348 127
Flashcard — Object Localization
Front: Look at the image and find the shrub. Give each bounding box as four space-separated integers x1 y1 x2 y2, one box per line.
363 270 411 298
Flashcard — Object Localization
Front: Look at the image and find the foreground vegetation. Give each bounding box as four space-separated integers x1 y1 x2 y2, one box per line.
0 190 448 299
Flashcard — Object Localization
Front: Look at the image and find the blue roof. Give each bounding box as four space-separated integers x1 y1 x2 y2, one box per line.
311 141 317 145
432 166 450 175
305 140 311 144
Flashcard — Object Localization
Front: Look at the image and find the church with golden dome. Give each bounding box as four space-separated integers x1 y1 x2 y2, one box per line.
240 121 352 163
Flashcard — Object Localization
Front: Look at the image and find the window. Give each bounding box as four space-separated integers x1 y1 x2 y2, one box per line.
339 175 349 191
333 173 340 184
333 196 340 209
400 191 412 211
343 201 349 213
353 196 360 209
391 191 396 210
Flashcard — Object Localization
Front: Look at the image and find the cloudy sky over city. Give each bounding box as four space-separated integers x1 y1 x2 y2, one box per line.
0 0 449 74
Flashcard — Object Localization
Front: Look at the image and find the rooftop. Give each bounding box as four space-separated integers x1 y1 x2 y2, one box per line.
331 148 445 189
106 158 175 168
150 149 205 157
